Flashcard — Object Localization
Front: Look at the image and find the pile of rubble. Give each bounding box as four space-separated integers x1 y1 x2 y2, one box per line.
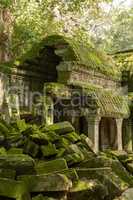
0 120 133 199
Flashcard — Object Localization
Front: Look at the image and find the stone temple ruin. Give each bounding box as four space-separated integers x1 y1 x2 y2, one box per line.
0 35 131 153
0 35 133 200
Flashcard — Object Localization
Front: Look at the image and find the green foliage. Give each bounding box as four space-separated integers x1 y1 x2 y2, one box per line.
4 0 112 61
0 0 13 8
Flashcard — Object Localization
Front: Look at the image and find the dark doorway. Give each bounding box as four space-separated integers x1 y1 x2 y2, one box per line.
79 116 88 135
99 117 117 150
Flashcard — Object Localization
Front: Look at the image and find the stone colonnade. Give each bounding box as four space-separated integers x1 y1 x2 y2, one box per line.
87 116 124 153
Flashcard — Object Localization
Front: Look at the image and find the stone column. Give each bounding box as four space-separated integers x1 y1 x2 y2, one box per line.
116 118 123 151
87 116 101 153
43 96 54 125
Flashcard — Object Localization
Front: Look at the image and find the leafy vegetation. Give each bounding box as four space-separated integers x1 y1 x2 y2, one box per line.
0 0 112 62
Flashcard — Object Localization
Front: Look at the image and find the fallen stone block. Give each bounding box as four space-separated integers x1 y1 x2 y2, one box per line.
65 153 84 166
42 122 75 135
0 122 9 136
0 168 16 179
77 144 93 159
22 127 34 137
6 134 24 148
0 178 30 200
64 132 80 143
59 169 79 182
76 167 129 198
30 133 49 145
80 134 95 153
44 132 59 142
111 160 133 187
41 143 57 157
24 140 39 158
56 148 66 158
68 179 108 200
35 159 68 175
78 156 133 187
126 163 133 174
66 144 84 155
7 148 23 154
55 137 71 148
105 150 128 161
0 154 35 175
15 120 29 132
18 174 72 192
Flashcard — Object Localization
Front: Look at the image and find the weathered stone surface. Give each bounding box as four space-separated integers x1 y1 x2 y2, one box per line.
42 122 75 135
126 163 133 174
0 168 16 179
35 159 68 174
0 154 35 175
76 168 123 199
114 188 133 200
80 134 95 153
30 133 49 145
7 148 23 154
24 140 39 158
41 143 57 157
78 155 133 186
65 153 84 166
55 137 71 148
59 169 79 182
105 150 128 161
56 148 66 158
0 122 9 136
111 160 133 186
68 179 108 200
64 132 80 143
66 144 84 156
18 174 72 192
0 178 30 199
77 155 111 168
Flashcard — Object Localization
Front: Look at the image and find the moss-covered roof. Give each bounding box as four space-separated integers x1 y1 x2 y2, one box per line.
46 35 119 79
20 35 119 80
44 82 129 118
72 83 129 118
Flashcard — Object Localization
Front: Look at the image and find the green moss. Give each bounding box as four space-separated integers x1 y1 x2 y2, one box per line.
44 82 70 98
41 143 57 157
43 121 75 135
18 34 120 79
35 158 68 175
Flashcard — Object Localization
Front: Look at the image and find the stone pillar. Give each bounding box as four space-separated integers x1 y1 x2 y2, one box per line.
116 118 123 151
43 96 54 125
87 116 101 153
